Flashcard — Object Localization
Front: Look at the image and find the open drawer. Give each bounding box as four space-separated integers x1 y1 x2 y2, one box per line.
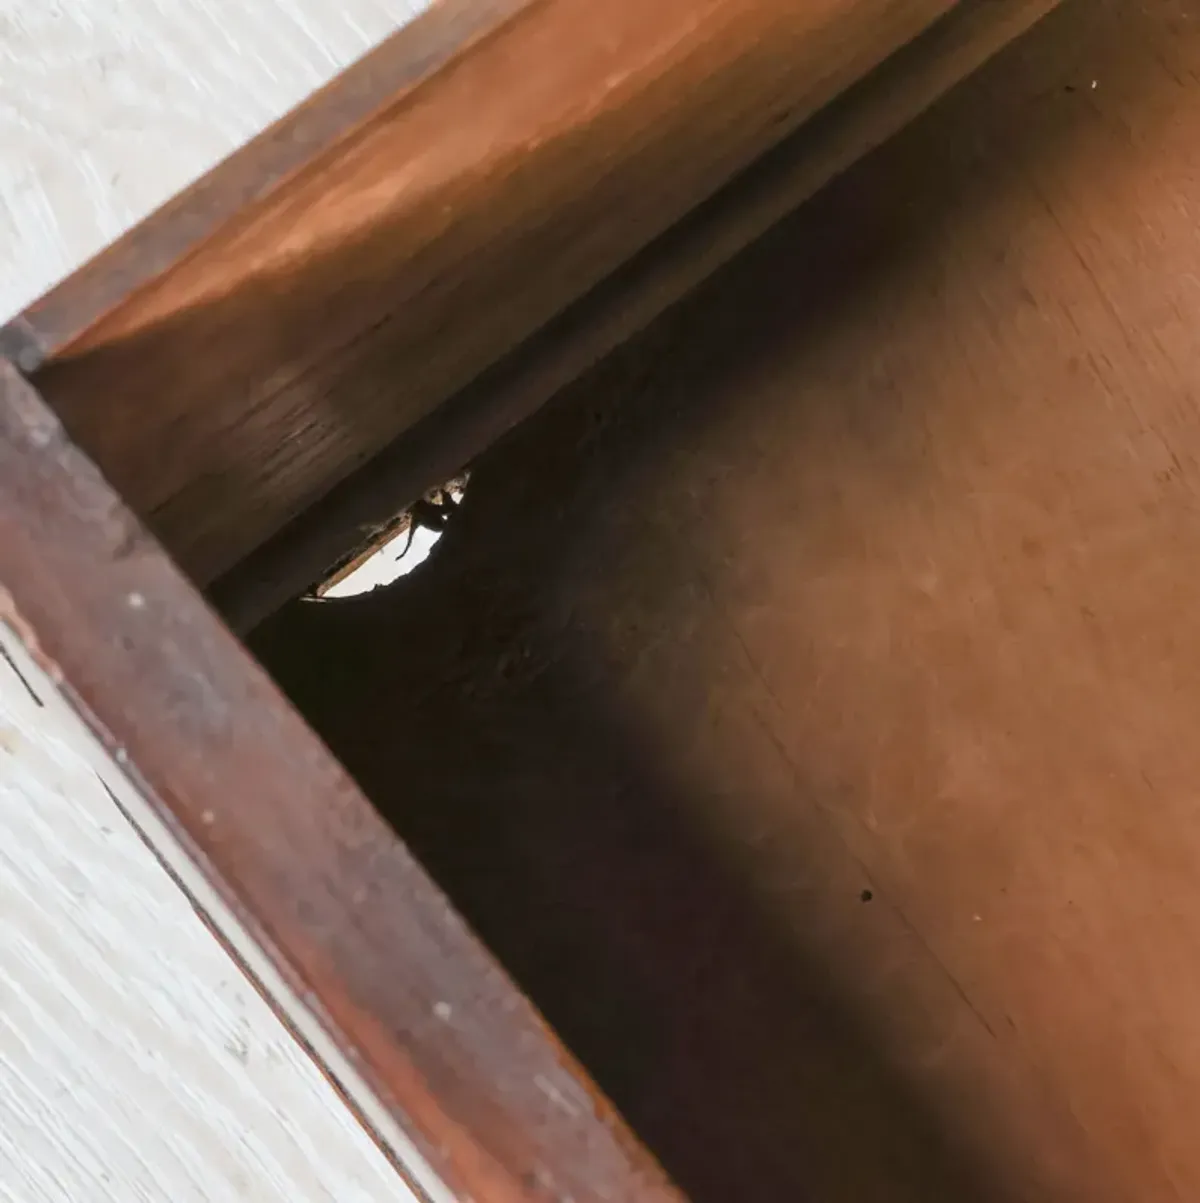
11 1 1194 1199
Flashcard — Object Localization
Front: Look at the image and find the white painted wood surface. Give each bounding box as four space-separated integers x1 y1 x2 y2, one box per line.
0 2 444 1199
0 0 430 318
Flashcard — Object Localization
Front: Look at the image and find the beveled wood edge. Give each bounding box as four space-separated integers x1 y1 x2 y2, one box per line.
0 0 533 368
211 0 1064 632
0 359 682 1203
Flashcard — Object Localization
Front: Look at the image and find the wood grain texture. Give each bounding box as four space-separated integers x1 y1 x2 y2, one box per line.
253 2 1200 1199
5 0 954 586
0 4 459 1195
0 634 424 1203
0 361 682 1203
210 0 1063 630
0 0 432 320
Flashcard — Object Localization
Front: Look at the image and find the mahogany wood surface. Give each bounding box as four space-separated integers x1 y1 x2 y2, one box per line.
212 0 1063 631
0 359 683 1203
1 0 953 586
254 2 1200 1200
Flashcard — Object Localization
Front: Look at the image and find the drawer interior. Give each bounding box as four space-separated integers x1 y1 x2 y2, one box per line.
246 3 1200 1201
6 0 1192 1199
0 4 1083 1201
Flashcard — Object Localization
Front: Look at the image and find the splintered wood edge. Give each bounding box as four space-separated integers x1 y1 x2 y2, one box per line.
211 0 1065 632
0 360 683 1203
0 622 453 1203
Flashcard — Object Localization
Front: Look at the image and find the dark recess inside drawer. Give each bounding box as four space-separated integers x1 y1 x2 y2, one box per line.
247 3 1188 1200
249 55 1021 1203
249 227 1000 1200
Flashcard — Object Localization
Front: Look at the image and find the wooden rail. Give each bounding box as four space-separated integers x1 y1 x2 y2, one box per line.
2 0 954 585
0 358 682 1203
207 0 1064 630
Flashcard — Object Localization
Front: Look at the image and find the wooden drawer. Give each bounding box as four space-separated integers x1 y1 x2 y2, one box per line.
21 1 1195 1200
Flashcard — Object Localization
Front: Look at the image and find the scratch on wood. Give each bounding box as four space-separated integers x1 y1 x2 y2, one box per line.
0 637 44 708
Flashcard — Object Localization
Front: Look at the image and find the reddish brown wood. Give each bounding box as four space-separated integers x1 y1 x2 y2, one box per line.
210 0 1063 631
5 0 953 586
252 2 1200 1200
0 359 682 1203
0 0 529 371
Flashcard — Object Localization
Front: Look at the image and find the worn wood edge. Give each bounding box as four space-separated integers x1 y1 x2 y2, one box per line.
0 624 451 1203
0 359 683 1203
211 0 1062 632
0 0 533 366
21 0 955 585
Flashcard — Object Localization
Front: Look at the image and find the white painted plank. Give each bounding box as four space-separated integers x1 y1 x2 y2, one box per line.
0 0 431 318
0 639 423 1202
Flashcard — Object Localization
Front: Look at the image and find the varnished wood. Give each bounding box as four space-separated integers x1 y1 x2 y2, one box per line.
211 0 1063 630
3 0 953 585
0 0 522 352
0 359 682 1203
0 3 1084 1197
254 2 1200 1199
